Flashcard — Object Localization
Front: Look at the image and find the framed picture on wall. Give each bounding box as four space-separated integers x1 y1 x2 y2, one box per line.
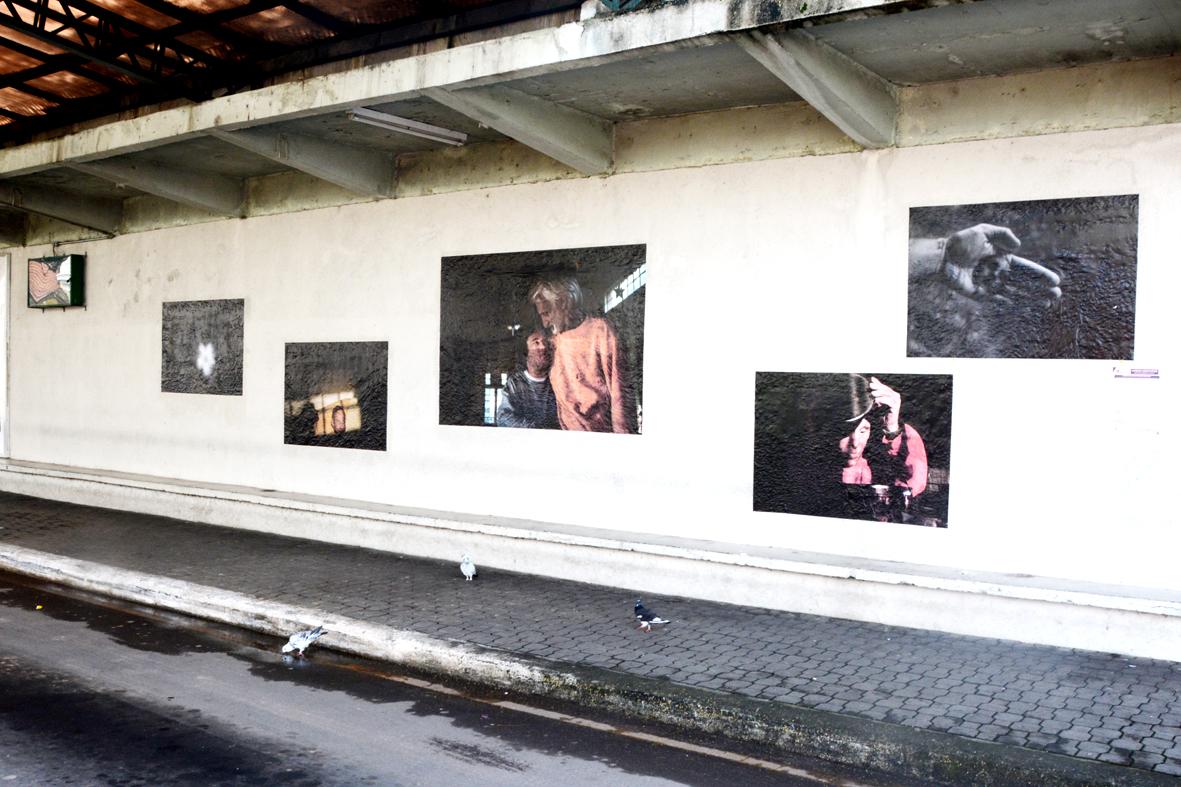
754 372 953 528
28 254 85 308
284 341 388 451
439 244 646 434
907 194 1138 359
161 299 245 396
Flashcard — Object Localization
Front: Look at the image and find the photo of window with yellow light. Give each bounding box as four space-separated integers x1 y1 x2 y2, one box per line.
283 341 387 451
298 390 362 437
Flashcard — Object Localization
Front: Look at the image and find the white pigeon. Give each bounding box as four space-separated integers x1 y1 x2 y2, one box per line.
460 555 478 581
634 600 671 633
282 625 326 656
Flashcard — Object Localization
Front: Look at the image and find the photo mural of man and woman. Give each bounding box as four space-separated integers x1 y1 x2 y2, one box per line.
754 373 953 527
908 195 1138 359
439 245 644 434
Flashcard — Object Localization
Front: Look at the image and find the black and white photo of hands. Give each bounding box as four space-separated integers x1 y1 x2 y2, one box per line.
939 223 1062 305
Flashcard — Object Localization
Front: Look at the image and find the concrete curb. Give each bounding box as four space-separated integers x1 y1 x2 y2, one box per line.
0 544 1170 787
0 544 565 690
6 463 1181 662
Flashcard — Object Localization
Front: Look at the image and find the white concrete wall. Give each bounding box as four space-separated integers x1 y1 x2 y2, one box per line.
6 122 1178 592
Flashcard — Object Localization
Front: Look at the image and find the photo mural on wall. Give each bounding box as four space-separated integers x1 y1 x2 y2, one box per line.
284 342 388 450
439 245 645 434
161 299 244 395
754 372 953 527
907 195 1138 359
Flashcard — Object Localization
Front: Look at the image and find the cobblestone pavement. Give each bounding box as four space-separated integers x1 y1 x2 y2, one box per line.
2 491 1180 777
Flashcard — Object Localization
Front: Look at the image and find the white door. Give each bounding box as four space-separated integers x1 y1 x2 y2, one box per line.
0 253 8 458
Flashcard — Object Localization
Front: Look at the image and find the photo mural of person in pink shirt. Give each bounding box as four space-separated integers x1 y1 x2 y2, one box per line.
753 372 951 527
528 276 637 434
838 375 928 497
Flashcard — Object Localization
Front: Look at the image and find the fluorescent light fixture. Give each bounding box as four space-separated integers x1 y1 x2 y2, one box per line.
347 107 468 146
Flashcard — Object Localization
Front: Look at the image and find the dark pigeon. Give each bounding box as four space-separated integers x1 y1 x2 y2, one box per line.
634 599 670 633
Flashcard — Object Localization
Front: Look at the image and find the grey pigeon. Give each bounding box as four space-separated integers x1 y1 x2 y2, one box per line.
634 599 670 633
282 625 326 656
460 555 478 581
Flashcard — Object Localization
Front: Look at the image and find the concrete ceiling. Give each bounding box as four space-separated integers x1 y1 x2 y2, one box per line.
499 41 802 120
9 167 135 199
1 0 1179 241
125 137 295 180
813 0 1181 84
278 97 508 152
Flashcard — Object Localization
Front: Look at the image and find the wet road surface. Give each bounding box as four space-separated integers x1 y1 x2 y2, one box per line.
0 573 909 785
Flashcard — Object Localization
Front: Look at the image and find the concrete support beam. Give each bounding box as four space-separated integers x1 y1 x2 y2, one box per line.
425 85 613 175
0 211 25 246
210 128 395 198
737 29 898 149
0 182 122 235
69 159 245 217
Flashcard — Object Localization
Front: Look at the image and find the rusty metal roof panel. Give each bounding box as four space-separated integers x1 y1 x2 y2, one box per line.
0 87 56 119
223 7 339 45
26 71 110 100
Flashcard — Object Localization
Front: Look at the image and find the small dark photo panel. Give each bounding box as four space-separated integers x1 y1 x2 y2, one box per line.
161 299 244 395
439 244 645 434
284 342 388 451
754 372 953 528
908 194 1138 359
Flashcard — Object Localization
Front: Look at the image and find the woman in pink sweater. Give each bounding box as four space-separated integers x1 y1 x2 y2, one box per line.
529 276 637 434
838 376 928 496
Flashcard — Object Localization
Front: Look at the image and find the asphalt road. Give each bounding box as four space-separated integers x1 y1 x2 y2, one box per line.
0 573 902 786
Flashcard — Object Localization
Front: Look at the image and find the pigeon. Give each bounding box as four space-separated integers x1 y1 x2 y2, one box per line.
282 625 326 656
460 555 478 581
634 599 670 633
